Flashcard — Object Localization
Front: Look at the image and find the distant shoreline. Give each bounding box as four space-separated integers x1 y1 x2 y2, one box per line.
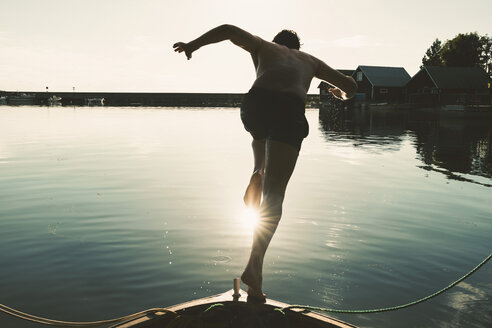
0 91 321 108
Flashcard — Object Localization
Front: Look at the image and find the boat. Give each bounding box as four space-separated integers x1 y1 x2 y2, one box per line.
85 97 105 106
114 279 357 328
47 95 62 106
0 279 358 327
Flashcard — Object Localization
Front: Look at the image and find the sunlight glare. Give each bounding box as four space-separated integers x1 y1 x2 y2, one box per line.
240 207 259 232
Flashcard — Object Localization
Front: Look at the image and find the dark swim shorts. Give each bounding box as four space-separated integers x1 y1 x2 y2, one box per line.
240 87 309 151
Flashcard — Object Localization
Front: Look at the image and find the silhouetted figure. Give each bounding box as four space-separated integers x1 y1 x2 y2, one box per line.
174 24 356 301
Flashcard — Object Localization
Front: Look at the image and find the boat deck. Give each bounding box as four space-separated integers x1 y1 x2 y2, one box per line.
115 289 358 328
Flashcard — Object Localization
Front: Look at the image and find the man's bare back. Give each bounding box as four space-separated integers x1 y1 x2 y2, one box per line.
251 41 318 101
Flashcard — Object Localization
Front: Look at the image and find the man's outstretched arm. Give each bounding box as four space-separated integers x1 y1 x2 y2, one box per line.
173 24 262 60
314 59 357 100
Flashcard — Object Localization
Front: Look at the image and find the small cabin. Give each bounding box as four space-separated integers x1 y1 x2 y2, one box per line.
406 66 492 106
352 66 411 103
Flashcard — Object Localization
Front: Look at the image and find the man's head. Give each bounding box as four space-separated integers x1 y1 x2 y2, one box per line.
272 30 301 50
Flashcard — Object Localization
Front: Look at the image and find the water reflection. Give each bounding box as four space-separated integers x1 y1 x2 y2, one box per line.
319 107 492 183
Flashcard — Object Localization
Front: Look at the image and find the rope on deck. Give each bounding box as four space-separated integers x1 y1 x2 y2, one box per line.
282 252 492 314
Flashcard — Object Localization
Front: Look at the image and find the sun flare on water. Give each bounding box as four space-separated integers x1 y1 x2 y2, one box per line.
240 207 259 232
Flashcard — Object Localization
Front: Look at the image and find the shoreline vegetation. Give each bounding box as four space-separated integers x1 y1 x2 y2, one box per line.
1 90 491 113
0 91 322 108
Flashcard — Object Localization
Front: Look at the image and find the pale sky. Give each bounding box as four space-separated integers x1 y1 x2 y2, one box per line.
1 0 491 94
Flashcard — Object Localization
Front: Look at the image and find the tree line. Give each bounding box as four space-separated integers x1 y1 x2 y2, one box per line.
422 32 491 77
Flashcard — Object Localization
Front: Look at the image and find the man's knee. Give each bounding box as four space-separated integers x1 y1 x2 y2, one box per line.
263 190 284 202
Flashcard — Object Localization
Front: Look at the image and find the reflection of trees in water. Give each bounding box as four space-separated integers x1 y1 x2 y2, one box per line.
472 137 492 177
412 115 492 180
318 108 492 181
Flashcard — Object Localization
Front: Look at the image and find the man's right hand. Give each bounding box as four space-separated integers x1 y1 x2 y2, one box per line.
329 87 349 100
173 42 194 60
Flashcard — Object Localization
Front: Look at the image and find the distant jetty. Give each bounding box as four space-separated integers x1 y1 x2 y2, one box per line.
0 91 320 108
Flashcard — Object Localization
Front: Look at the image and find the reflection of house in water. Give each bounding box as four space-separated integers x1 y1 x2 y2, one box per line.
318 107 407 152
318 108 492 182
407 66 492 108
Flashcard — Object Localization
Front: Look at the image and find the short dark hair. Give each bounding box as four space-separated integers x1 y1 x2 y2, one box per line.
272 30 301 50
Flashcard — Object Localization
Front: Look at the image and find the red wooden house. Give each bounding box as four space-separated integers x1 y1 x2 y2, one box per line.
406 66 491 106
352 65 411 103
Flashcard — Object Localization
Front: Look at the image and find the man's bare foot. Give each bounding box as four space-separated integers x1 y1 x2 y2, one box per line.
244 171 263 209
246 287 266 303
241 261 266 301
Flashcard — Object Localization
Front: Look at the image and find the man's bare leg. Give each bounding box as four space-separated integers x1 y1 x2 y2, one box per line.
243 139 266 209
241 139 299 300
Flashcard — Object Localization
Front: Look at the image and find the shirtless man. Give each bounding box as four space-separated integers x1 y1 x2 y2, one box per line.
173 24 357 301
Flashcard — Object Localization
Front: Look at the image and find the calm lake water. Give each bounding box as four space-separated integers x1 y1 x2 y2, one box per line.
0 106 491 328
